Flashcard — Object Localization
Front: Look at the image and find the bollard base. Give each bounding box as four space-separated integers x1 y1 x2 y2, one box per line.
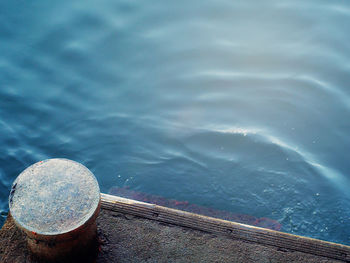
1 214 100 263
27 224 98 262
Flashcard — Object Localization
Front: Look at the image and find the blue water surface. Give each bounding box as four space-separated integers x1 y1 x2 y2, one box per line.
1 0 350 245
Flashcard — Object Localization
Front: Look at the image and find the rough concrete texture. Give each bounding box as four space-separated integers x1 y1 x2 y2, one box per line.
0 209 345 263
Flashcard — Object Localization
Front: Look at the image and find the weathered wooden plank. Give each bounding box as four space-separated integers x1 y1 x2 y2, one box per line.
101 193 350 262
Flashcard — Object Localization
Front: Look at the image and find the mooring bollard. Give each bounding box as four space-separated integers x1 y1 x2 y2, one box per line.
8 158 101 261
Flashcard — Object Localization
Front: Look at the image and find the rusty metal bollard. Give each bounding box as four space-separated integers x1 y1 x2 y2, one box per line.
8 158 101 261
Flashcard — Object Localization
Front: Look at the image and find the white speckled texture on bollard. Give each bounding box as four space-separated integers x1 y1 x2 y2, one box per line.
9 158 101 261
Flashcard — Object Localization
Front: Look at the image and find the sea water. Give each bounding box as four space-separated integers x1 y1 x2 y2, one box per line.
0 0 349 245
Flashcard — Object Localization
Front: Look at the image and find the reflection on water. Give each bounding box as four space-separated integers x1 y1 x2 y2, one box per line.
0 0 349 245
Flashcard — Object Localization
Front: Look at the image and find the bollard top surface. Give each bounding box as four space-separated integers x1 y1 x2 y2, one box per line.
9 158 100 235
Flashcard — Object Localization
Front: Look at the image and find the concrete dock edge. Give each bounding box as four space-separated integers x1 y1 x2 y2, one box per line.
1 193 350 262
101 193 350 262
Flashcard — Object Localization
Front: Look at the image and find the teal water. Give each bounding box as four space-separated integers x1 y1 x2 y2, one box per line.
1 0 350 245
